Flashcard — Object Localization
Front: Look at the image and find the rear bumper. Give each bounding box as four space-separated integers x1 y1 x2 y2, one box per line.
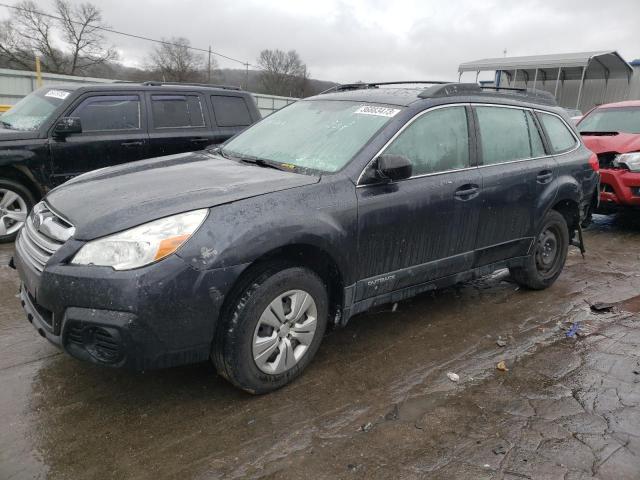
598 168 640 210
14 244 249 370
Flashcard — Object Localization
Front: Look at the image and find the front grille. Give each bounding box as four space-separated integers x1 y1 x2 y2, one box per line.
16 202 75 272
597 152 618 169
26 289 54 328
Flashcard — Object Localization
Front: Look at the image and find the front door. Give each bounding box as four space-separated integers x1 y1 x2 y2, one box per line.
356 105 482 302
49 93 148 185
472 105 557 265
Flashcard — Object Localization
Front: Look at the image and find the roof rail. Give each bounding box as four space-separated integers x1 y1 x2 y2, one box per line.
320 80 451 95
141 81 241 91
419 83 558 106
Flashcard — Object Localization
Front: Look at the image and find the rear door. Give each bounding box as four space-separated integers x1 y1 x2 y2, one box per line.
472 104 557 265
147 92 218 157
355 105 482 301
536 110 586 196
49 93 148 184
210 94 255 142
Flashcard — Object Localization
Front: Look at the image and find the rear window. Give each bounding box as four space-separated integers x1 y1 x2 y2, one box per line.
151 95 205 128
538 112 577 153
476 106 546 165
211 95 252 127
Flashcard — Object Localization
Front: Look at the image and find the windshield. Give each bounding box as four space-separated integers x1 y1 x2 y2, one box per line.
221 100 400 173
578 107 640 134
0 88 71 131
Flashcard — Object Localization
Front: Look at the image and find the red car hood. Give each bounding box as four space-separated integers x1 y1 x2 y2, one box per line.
581 132 640 154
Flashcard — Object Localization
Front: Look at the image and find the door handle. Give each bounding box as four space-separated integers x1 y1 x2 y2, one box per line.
537 170 553 184
190 138 210 143
121 141 143 147
454 184 480 201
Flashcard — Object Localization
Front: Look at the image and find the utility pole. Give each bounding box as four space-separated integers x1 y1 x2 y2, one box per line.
35 56 43 87
207 46 212 83
244 62 249 90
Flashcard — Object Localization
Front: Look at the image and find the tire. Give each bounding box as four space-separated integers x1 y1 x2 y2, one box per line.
212 263 328 394
509 210 569 290
0 178 35 243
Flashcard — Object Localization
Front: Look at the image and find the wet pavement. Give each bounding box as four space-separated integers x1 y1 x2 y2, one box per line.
1 214 640 479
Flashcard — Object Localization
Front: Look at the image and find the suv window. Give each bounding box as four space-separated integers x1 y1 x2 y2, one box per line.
476 106 545 165
211 95 252 127
538 112 577 153
384 106 470 176
71 95 140 132
151 95 205 128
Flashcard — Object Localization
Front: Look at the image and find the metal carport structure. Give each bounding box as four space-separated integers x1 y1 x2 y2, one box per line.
458 51 633 112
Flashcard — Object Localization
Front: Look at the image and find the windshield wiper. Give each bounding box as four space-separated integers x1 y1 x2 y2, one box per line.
0 120 15 130
219 149 290 171
240 157 287 171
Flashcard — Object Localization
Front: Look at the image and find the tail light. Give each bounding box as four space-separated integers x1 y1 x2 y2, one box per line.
588 153 599 172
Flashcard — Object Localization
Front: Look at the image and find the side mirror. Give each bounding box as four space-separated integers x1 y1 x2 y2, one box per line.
54 117 82 136
376 154 412 182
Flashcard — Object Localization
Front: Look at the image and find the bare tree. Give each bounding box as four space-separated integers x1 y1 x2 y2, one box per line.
0 0 117 75
147 37 211 83
55 0 117 75
257 49 308 97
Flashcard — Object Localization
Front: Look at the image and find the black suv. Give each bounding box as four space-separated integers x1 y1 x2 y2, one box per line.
0 82 261 242
12 82 599 393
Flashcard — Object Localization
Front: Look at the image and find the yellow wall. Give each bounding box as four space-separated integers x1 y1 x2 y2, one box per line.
0 105 11 113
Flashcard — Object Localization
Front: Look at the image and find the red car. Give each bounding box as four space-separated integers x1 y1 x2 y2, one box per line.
578 100 640 212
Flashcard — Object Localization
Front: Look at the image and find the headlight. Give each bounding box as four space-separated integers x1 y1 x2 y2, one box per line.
613 152 640 172
72 209 208 270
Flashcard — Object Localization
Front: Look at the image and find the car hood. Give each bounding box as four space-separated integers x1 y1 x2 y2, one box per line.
0 126 40 141
45 151 320 240
581 132 640 155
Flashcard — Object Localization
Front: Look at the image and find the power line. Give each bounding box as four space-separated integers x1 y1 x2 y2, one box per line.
0 1 260 69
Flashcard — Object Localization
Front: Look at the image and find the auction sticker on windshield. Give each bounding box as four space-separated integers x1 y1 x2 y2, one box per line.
355 105 401 117
44 89 70 100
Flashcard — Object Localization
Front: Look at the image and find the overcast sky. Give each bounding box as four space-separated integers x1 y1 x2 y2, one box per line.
5 0 640 82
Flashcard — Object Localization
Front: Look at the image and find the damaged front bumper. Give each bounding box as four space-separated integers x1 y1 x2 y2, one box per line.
13 245 248 370
598 168 640 211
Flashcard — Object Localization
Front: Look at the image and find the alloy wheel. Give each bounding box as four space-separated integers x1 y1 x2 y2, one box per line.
0 188 28 236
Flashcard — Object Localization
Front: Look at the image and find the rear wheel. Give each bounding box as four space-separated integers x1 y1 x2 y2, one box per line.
212 264 328 394
510 210 569 290
0 179 34 243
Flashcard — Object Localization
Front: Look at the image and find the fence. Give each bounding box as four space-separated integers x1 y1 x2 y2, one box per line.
0 67 297 116
253 93 297 117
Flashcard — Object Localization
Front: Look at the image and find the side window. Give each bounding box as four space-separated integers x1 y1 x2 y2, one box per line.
525 111 546 157
476 106 545 165
71 95 140 132
211 95 252 127
538 112 577 153
151 95 205 128
383 106 470 176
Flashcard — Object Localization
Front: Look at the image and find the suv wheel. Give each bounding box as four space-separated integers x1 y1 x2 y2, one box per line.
212 264 328 394
0 179 34 243
509 210 569 290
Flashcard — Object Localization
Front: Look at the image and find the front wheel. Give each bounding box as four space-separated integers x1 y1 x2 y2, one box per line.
510 210 569 290
212 264 328 394
0 179 35 243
